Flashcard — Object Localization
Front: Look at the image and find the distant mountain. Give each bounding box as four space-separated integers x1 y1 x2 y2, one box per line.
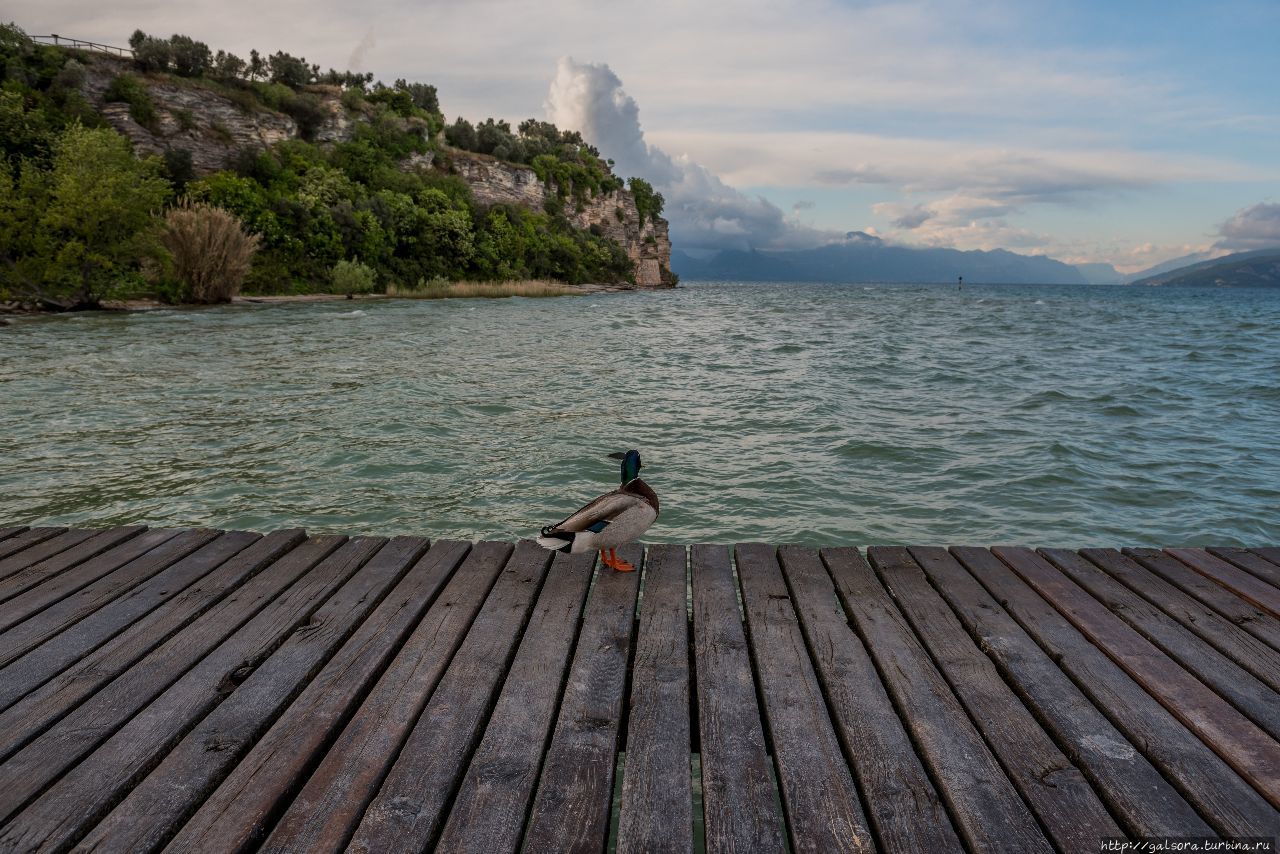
672 233 1088 284
1121 250 1218 284
1074 263 1123 285
1130 248 1280 288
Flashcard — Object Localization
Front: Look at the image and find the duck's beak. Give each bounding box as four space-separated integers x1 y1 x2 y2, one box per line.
607 452 627 460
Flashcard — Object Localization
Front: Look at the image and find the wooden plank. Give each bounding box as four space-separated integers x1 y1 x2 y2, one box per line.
261 541 513 854
0 534 343 823
688 543 787 854
778 546 961 853
0 526 143 600
824 546 1052 854
733 544 872 853
1166 548 1280 618
433 547 597 853
1041 548 1280 739
0 531 262 710
344 541 555 854
0 536 378 853
0 526 28 542
952 546 1278 836
0 527 179 632
1209 547 1280 590
164 541 472 854
1082 548 1280 695
616 544 694 854
79 536 434 853
0 527 72 573
0 528 216 660
1125 548 1280 652
908 546 1209 837
994 546 1280 810
523 545 643 854
870 546 1122 851
0 530 305 756
1252 547 1280 568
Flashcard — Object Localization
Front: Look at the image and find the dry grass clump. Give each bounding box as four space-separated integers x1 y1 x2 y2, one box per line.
385 278 577 299
159 200 261 303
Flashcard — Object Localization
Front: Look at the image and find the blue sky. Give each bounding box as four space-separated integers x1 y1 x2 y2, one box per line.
14 0 1280 269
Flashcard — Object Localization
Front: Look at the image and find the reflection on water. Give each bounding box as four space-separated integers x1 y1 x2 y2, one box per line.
3 281 1279 546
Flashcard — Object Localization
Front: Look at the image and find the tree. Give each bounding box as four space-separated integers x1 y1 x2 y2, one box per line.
2 125 171 308
212 49 246 80
168 34 211 77
247 49 265 81
628 177 664 226
268 51 312 88
444 117 477 150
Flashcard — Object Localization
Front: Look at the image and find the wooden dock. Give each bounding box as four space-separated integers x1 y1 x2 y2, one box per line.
0 525 1276 852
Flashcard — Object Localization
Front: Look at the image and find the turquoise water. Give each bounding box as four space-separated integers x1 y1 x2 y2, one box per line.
2 281 1279 546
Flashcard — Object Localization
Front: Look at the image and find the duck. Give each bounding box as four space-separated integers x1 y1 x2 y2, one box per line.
535 449 659 572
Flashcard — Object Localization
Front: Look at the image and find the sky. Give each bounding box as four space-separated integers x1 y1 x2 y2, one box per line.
15 0 1280 271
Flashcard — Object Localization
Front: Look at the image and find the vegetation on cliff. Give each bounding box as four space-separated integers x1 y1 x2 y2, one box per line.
0 23 658 309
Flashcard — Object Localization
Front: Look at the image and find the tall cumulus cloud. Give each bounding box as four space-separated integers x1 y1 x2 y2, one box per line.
545 57 830 252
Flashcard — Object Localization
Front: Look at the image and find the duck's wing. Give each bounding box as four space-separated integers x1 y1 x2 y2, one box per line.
545 489 649 534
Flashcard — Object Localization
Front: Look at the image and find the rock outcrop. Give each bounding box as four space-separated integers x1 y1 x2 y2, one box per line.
76 54 672 286
442 152 672 286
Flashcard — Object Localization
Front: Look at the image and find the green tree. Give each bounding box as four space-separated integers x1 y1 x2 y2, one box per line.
2 125 171 307
628 176 664 226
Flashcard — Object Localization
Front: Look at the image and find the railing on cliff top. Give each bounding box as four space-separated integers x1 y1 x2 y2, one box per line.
30 35 134 58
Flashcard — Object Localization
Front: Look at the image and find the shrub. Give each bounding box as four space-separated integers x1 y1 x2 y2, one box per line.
330 258 377 294
267 51 312 88
172 107 197 131
628 177 663 226
158 199 260 303
129 31 171 73
105 73 158 131
162 147 194 192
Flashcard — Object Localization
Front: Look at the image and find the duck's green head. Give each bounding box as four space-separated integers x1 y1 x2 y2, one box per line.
608 449 642 484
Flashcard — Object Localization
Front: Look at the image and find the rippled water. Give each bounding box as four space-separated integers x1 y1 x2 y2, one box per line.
3 281 1279 546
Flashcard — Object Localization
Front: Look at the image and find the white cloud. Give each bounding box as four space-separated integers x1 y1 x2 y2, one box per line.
1215 202 1280 251
545 57 834 251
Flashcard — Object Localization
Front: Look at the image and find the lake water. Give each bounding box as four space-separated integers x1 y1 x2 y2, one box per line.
3 281 1279 546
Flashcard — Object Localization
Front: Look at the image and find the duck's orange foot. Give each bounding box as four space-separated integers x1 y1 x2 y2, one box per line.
600 548 635 572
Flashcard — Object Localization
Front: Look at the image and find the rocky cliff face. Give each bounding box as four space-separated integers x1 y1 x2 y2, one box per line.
445 153 672 286
77 55 672 286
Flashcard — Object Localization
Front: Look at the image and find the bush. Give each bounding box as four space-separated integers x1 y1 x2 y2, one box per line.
158 199 260 303
330 258 377 294
628 177 663 226
129 30 171 73
105 73 158 131
162 147 194 192
267 51 312 88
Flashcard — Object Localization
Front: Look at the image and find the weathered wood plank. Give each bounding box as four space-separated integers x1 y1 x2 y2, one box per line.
1125 548 1280 651
0 530 305 756
778 546 960 853
1082 549 1280 695
164 541 471 854
870 546 1121 852
0 528 217 661
616 544 693 854
0 528 73 574
825 546 1052 853
689 544 786 854
736 545 873 853
80 536 433 854
523 546 643 854
1041 548 1280 739
262 541 513 854
0 526 144 602
0 531 261 710
909 546 1209 837
0 536 375 853
1252 547 1280 568
995 546 1280 810
1166 548 1280 618
0 534 343 824
0 526 28 543
433 547 597 854
952 546 1279 836
1209 547 1280 590
345 541 555 854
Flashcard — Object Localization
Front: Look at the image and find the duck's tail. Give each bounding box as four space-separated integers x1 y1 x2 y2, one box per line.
536 527 575 553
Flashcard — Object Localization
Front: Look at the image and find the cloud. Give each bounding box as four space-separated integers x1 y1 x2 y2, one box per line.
887 204 934 230
545 57 833 251
1215 202 1280 251
791 200 815 211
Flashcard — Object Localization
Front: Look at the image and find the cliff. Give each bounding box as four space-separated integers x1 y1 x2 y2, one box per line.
75 54 672 287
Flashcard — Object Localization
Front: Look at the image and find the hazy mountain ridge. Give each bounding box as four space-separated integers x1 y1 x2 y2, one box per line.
1131 248 1280 288
672 232 1090 284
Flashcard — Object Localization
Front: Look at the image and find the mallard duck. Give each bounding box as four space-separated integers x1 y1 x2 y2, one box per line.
535 449 659 572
